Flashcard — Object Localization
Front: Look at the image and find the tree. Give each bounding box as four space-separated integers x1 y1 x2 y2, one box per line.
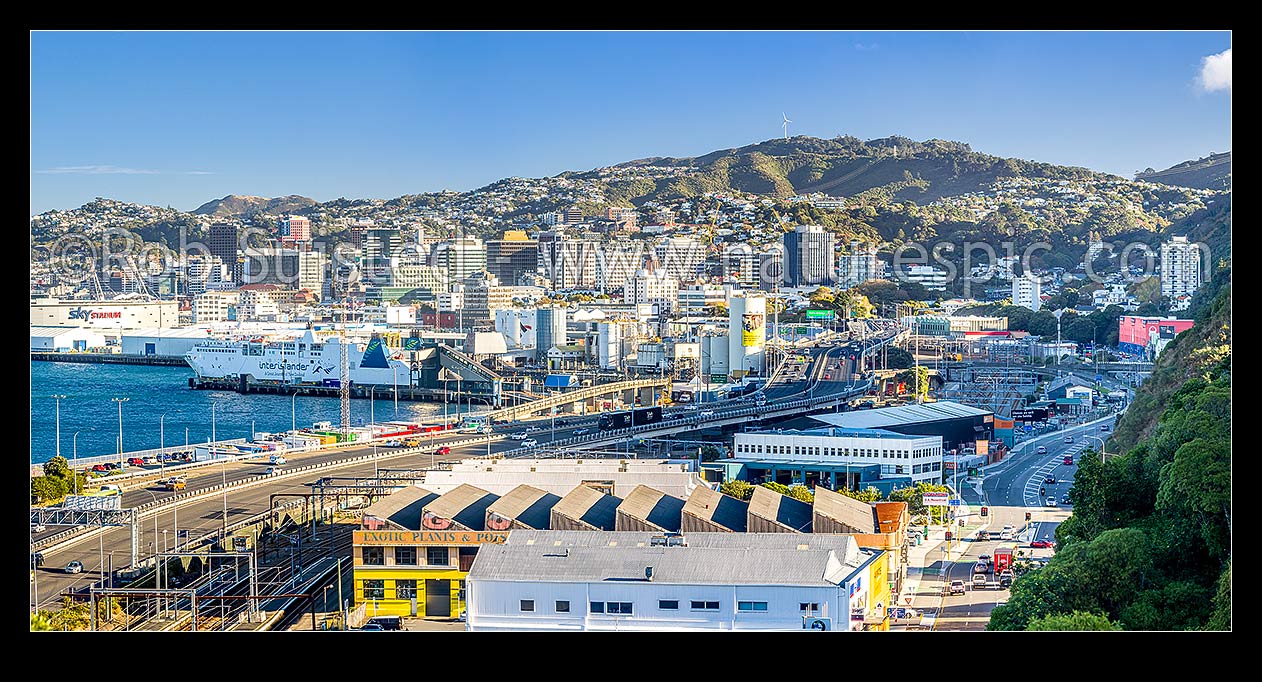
719 480 755 501
784 484 814 503
885 346 914 370
894 366 930 401
836 486 883 502
1025 611 1120 631
31 475 68 504
699 445 722 462
43 455 72 480
30 612 53 632
1204 563 1231 631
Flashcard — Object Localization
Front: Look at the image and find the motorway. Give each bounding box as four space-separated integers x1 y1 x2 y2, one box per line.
927 413 1119 630
32 324 901 613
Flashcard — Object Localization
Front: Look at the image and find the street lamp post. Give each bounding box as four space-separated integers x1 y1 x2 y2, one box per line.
1081 434 1110 464
111 397 129 468
72 430 89 495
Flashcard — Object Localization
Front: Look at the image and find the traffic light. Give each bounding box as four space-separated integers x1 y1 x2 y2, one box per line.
980 506 989 517
945 531 953 541
1025 511 1032 521
958 518 965 528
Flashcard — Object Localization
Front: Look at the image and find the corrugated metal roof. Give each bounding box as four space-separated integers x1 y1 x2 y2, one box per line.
682 486 748 532
748 486 812 532
812 486 878 534
808 401 991 430
753 426 921 440
616 485 685 532
422 484 498 530
485 485 561 530
362 486 439 530
469 531 871 586
551 485 621 530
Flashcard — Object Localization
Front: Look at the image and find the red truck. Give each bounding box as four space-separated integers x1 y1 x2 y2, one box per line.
993 547 1015 574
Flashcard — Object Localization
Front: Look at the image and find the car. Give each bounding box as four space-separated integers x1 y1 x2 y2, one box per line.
1100 424 1110 432
92 464 109 472
948 580 966 596
972 574 988 588
381 440 405 448
358 623 384 631
127 457 146 467
524 426 542 433
999 574 1013 588
823 374 831 380
573 428 591 436
1060 495 1070 504
976 530 990 541
1064 436 1074 444
32 522 46 533
1044 476 1057 485
142 456 158 465
164 476 187 491
365 615 403 630
433 446 451 457
554 419 569 427
510 432 528 440
1036 445 1047 454
973 562 989 574
1030 539 1054 549
978 554 991 564
265 467 283 475
520 438 538 447
64 560 84 574
1046 499 1058 508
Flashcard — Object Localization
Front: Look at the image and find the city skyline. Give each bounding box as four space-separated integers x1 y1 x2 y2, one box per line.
30 31 1230 215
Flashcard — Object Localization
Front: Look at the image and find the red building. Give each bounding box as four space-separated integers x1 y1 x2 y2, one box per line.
1118 316 1194 355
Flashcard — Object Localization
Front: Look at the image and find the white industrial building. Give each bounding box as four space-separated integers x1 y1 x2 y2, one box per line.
30 298 180 329
495 308 537 349
465 531 885 632
727 292 767 379
120 327 217 356
30 326 108 352
734 427 944 485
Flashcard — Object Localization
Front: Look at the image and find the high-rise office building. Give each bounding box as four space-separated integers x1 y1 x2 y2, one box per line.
782 225 837 287
243 248 301 288
434 236 487 288
280 215 311 243
654 237 705 282
839 240 881 288
538 230 598 290
759 246 784 292
624 269 679 315
565 206 584 224
207 222 239 269
486 230 539 286
362 228 404 281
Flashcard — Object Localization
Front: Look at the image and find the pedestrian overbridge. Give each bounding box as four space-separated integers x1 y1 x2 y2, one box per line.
486 377 671 422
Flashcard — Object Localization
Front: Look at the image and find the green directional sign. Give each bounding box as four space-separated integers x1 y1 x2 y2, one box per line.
805 309 835 320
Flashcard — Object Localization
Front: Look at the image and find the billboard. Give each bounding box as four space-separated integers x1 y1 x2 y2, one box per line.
805 309 835 320
922 492 950 506
741 313 765 347
976 440 989 457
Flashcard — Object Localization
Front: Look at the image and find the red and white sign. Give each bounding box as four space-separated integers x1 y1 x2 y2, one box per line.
922 492 950 506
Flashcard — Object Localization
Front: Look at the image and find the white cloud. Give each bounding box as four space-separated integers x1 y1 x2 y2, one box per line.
35 165 215 175
1197 48 1231 92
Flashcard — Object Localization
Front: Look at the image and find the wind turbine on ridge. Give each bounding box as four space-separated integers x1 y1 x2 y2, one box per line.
782 113 792 140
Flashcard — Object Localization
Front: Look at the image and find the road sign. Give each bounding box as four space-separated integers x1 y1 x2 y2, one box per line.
806 309 835 320
948 499 961 506
922 492 950 506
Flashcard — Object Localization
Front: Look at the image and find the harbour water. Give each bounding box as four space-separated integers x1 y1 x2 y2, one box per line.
30 361 484 464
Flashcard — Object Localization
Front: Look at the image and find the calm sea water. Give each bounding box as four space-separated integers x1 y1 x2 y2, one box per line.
30 361 481 464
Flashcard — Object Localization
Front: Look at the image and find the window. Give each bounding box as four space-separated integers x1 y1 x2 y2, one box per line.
363 547 385 566
607 602 633 614
590 601 605 614
690 600 720 610
556 600 570 613
738 601 768 612
363 579 384 600
520 600 535 612
799 602 820 612
427 547 449 566
395 580 416 600
659 600 679 610
395 546 417 565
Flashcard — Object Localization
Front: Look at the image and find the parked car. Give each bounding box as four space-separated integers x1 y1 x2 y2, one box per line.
366 615 403 630
948 580 966 596
92 464 109 472
141 456 158 466
358 623 384 631
64 560 84 574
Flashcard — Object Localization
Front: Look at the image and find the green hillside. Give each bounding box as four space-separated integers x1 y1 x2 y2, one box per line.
592 135 1115 205
1136 152 1231 190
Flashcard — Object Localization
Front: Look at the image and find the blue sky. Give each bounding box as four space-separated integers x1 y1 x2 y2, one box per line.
30 31 1231 214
